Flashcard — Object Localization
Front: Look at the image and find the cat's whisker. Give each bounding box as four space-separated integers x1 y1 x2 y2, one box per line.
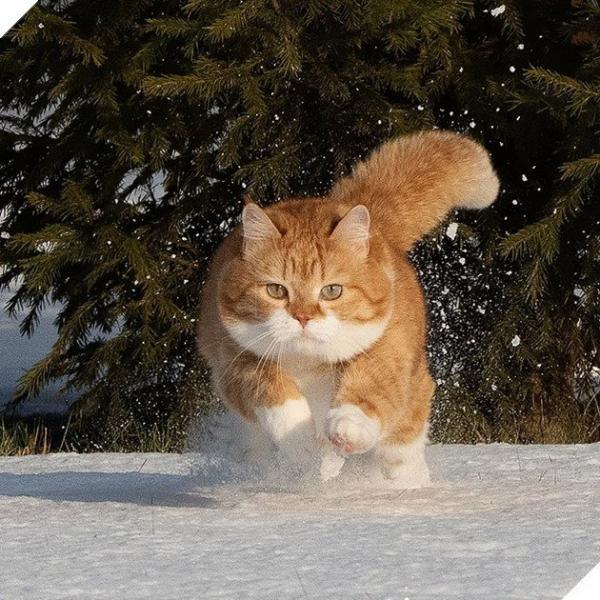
276 341 286 391
215 330 273 386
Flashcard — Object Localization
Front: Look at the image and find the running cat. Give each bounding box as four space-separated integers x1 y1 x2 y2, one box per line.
198 130 499 485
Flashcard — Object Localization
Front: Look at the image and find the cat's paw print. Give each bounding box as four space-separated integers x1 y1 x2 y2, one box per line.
327 404 381 455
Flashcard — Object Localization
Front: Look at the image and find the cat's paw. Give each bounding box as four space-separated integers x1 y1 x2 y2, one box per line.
327 404 381 455
255 398 318 466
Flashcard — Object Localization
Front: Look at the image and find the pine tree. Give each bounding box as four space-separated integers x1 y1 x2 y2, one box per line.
0 0 598 447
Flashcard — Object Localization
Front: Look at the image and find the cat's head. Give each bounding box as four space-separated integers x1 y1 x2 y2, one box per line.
218 200 393 363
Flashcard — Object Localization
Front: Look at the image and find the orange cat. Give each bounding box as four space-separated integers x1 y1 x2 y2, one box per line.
198 131 499 485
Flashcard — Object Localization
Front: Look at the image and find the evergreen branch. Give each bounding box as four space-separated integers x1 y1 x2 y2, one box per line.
524 68 600 115
7 224 77 253
204 0 267 43
560 155 600 182
143 56 244 100
276 30 302 76
417 0 472 37
304 0 344 23
217 114 253 168
23 182 94 224
18 296 48 338
145 17 198 38
15 7 106 66
143 73 226 99
486 0 524 40
499 216 560 263
14 339 69 400
523 257 549 303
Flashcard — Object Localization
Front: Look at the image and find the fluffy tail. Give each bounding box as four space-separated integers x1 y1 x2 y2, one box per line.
329 130 499 251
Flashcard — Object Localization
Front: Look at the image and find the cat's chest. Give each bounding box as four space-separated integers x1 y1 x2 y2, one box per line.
287 363 336 434
284 359 337 403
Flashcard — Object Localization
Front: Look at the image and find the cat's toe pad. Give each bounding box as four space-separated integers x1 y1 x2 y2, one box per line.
329 434 356 454
327 404 381 455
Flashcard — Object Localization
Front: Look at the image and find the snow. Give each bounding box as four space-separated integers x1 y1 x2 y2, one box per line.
1 444 599 599
491 5 506 17
446 222 459 241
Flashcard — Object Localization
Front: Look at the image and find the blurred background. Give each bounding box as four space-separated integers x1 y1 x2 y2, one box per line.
0 0 598 454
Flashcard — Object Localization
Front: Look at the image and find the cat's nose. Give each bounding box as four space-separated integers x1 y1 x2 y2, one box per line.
293 313 311 328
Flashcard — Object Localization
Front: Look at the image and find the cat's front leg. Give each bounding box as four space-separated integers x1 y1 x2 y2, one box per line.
327 403 382 455
218 352 319 469
255 396 319 468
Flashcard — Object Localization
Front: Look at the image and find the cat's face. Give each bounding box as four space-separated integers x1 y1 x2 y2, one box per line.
218 202 393 363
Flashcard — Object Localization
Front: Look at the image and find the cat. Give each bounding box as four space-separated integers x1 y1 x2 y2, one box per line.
197 130 499 485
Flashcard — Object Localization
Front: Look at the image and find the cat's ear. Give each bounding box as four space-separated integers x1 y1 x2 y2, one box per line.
330 204 370 257
241 203 280 256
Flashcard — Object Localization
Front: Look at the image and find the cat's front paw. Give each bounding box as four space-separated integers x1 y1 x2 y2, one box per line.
255 397 318 466
327 404 381 455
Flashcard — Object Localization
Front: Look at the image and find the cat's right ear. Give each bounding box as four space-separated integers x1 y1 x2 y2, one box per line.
241 203 280 257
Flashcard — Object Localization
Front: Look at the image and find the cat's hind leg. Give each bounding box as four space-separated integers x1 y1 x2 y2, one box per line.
374 425 431 488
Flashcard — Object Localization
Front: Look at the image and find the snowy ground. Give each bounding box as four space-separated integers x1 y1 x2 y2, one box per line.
1 444 599 600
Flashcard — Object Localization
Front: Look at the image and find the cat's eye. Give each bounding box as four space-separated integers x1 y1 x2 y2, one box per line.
266 283 288 299
320 284 343 300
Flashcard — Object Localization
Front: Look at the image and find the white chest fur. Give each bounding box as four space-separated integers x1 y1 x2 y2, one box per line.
284 359 337 438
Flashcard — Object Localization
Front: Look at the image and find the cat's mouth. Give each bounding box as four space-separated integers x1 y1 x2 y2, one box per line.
297 330 318 342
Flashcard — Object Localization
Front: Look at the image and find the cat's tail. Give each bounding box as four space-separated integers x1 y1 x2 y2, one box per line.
329 130 499 251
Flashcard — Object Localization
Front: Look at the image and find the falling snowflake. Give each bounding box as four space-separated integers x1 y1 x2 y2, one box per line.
491 5 506 17
511 335 521 347
446 222 459 240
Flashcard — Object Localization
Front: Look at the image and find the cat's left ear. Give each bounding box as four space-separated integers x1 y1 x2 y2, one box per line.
330 204 370 258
